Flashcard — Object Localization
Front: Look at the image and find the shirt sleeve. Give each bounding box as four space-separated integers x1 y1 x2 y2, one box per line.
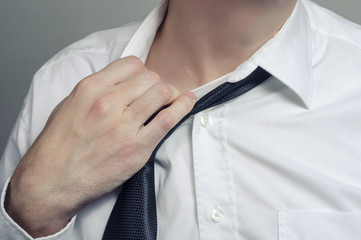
0 178 76 240
0 80 76 240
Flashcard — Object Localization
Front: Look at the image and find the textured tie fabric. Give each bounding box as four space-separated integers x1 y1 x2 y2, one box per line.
102 67 271 240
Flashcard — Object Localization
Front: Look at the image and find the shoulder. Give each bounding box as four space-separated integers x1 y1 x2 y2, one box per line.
32 18 143 98
38 19 142 73
29 19 143 139
303 0 361 51
301 1 361 109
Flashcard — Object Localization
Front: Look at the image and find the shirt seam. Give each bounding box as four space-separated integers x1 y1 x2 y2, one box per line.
310 26 361 53
1 178 34 239
35 40 127 76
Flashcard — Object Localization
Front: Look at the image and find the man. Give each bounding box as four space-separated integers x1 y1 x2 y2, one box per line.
1 0 361 239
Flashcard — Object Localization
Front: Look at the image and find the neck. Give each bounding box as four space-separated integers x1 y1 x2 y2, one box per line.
146 0 297 92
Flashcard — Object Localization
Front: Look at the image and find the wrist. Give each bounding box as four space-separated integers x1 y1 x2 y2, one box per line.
5 172 71 238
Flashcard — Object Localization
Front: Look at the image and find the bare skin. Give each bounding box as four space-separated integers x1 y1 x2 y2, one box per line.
6 0 296 238
6 57 196 237
146 0 297 92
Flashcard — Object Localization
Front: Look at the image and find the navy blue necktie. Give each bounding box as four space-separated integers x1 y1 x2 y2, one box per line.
103 67 270 240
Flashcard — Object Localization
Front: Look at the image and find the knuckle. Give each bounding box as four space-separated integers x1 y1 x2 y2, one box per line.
157 110 175 131
119 140 139 159
124 56 146 73
144 70 161 82
91 94 113 115
181 95 195 112
117 137 149 169
154 83 172 100
74 76 95 94
136 71 161 87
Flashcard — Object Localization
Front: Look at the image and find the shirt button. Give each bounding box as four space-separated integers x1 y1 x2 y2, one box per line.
210 207 224 223
200 113 211 128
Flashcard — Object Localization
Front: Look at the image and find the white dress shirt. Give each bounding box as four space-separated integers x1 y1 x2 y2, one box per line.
1 0 361 239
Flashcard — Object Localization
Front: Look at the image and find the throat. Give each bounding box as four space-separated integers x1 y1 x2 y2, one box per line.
145 0 297 93
145 25 247 93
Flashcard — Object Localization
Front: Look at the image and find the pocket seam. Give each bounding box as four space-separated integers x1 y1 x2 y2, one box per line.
277 210 361 240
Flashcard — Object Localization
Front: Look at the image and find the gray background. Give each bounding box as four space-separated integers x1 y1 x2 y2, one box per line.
1 0 361 153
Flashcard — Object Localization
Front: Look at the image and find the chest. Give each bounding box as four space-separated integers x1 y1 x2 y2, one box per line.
154 80 361 240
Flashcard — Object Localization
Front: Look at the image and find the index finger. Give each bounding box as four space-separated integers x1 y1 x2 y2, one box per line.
95 56 147 86
137 92 196 148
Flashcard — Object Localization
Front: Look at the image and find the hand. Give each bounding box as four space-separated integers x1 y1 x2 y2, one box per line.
5 56 196 237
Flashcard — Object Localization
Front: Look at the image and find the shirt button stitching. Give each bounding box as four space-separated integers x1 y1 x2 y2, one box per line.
210 207 224 223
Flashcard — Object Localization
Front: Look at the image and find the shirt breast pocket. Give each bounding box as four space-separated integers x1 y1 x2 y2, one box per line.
278 210 361 240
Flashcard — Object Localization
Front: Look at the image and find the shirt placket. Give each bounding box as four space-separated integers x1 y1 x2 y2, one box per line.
192 105 238 240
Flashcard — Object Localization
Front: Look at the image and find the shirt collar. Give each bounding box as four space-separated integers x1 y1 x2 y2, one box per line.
260 0 313 109
120 0 168 62
120 0 313 109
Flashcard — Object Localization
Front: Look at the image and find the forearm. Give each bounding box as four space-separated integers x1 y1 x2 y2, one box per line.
1 178 76 240
2 56 195 238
